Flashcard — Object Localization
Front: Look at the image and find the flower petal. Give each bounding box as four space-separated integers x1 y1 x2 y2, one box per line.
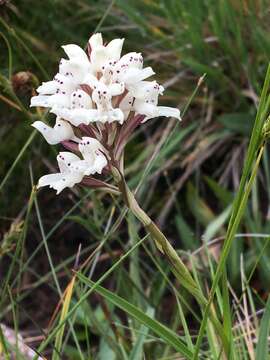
30 95 51 108
98 109 125 124
116 52 143 70
133 100 158 118
31 118 76 145
51 107 97 126
59 58 92 82
128 80 162 100
106 38 124 61
57 151 82 173
89 33 103 49
30 93 70 108
37 80 58 95
156 106 181 120
62 44 89 62
38 172 83 194
120 67 155 84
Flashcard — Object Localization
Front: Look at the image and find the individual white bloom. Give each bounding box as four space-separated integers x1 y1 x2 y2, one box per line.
100 51 154 87
79 137 108 174
113 52 154 85
89 33 124 73
50 88 94 126
38 152 85 194
31 118 79 145
58 58 91 84
37 138 108 194
132 81 181 121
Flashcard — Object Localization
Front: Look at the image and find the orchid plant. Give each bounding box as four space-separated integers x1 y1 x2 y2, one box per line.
30 33 222 334
31 33 180 195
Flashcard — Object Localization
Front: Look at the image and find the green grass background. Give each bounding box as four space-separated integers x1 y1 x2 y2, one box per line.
1 0 270 358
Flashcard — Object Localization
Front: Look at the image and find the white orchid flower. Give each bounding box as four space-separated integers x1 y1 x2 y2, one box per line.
79 137 108 175
50 88 94 126
38 138 107 194
31 118 79 145
132 81 181 121
38 152 85 194
99 51 154 87
113 52 155 85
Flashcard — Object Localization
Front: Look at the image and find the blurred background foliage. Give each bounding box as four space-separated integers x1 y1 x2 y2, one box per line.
1 0 270 358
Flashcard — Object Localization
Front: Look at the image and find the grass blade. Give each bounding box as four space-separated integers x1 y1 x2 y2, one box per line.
255 294 270 359
76 272 194 359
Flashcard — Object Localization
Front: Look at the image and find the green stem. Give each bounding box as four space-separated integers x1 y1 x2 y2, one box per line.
112 167 229 354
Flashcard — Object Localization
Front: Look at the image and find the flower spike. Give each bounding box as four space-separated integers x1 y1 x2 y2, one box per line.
31 32 180 194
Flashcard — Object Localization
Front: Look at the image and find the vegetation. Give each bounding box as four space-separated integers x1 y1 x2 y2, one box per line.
1 0 270 358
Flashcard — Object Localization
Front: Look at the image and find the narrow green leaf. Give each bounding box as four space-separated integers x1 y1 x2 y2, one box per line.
76 273 194 359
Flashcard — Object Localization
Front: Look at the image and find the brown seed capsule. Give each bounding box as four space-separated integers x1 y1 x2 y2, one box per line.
12 71 34 94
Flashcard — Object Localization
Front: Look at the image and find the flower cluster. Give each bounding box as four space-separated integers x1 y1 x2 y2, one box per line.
30 33 180 194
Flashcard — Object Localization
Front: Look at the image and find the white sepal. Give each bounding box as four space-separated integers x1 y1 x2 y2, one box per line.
31 118 77 145
105 38 124 61
116 52 143 70
89 33 103 49
37 80 58 95
128 80 163 99
30 94 70 108
156 106 181 120
119 67 155 84
89 35 124 72
62 44 89 62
